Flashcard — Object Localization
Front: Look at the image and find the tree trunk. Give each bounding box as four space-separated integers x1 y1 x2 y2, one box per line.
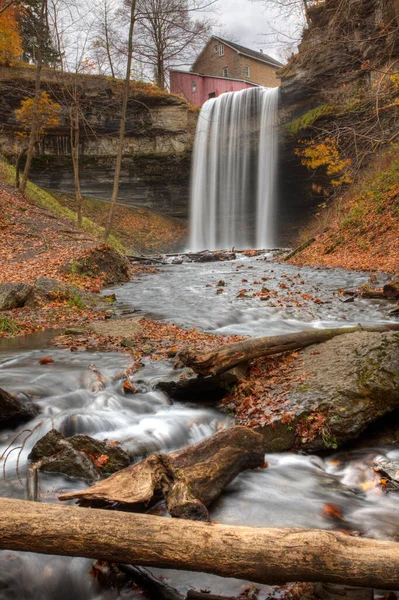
20 0 46 194
70 101 83 226
179 324 399 377
103 0 137 239
59 426 265 521
1 498 399 590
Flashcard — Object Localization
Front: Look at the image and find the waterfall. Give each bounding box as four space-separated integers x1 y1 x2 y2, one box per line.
189 86 278 251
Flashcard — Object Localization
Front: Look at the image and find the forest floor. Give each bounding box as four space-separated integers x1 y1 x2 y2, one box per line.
53 192 187 255
290 150 399 273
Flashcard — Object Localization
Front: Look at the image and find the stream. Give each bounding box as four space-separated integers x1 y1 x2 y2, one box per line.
0 255 398 599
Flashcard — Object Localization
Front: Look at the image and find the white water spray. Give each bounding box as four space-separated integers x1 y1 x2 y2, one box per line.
189 86 278 251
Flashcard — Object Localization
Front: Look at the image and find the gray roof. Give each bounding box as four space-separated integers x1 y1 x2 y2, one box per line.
212 36 284 68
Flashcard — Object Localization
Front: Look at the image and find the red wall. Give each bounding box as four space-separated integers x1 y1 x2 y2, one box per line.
170 71 257 107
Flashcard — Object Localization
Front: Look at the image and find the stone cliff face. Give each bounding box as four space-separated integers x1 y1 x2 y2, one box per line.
0 66 197 218
277 0 399 236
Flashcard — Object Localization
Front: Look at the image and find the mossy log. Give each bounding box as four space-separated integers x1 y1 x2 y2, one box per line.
179 324 399 377
59 426 265 520
1 498 399 590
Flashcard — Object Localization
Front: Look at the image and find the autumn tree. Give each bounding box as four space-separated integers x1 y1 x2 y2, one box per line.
14 91 61 187
135 0 214 90
0 0 23 64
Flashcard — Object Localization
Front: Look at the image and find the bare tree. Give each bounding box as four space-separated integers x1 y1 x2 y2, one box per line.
90 0 121 78
104 0 137 239
135 0 216 90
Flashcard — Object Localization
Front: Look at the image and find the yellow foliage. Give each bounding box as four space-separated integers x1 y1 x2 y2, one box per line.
15 92 61 135
296 138 353 187
0 1 23 64
389 73 399 90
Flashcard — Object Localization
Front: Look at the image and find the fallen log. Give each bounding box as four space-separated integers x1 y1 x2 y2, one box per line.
179 324 399 377
1 498 399 590
283 238 315 261
59 426 265 520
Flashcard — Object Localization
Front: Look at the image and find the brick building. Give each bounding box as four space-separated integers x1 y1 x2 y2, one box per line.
170 36 282 106
192 36 282 88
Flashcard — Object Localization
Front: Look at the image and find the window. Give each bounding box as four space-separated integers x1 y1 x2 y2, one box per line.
223 67 228 78
192 80 197 93
245 65 250 78
208 92 216 99
214 44 218 52
218 44 224 57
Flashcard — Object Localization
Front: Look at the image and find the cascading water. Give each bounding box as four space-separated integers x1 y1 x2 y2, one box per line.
189 86 278 251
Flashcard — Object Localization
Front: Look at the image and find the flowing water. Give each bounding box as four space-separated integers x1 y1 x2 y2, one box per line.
0 258 398 599
189 88 278 251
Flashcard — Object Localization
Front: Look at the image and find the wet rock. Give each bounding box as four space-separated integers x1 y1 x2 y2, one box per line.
28 429 64 461
25 276 105 308
0 386 38 430
373 458 399 489
258 331 399 451
0 282 33 310
40 445 101 481
62 245 131 285
28 429 130 481
67 434 130 473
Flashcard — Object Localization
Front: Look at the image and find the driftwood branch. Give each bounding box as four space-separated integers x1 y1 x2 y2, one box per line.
1 498 399 590
179 324 399 377
59 427 265 520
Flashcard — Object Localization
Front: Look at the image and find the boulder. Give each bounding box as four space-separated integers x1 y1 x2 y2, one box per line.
62 245 131 285
0 386 38 430
25 277 105 308
257 331 399 451
0 282 33 310
28 429 130 481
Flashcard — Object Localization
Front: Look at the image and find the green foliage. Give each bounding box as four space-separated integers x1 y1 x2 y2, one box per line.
0 317 20 334
67 294 86 310
287 104 335 136
341 204 365 229
18 0 61 66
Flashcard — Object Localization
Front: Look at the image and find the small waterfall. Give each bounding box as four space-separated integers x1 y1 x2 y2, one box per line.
189 86 278 251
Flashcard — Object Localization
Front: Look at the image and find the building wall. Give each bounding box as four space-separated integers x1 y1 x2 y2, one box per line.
191 40 280 88
192 42 242 80
170 71 256 106
237 55 280 87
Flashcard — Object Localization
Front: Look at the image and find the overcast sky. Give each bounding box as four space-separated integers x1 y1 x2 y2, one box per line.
204 0 301 62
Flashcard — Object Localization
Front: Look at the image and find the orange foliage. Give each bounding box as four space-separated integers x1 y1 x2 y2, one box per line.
0 0 23 64
296 138 353 187
15 91 61 136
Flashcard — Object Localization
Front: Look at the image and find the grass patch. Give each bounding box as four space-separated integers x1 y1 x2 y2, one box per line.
67 293 86 310
0 316 21 334
286 104 335 136
0 158 125 253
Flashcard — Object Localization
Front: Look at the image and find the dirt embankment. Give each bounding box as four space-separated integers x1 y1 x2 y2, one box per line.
288 150 399 273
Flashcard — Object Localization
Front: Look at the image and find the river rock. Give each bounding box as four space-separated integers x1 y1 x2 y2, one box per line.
28 429 130 481
0 386 38 430
0 282 33 310
258 331 399 452
25 276 106 308
62 245 131 284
